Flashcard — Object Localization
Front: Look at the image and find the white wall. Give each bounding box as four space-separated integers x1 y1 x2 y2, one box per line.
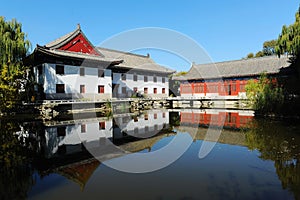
42 63 112 100
112 72 169 97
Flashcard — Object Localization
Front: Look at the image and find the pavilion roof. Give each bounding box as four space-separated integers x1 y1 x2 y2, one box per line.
174 56 291 81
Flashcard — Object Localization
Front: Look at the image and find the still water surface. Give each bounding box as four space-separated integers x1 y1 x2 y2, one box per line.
0 109 299 200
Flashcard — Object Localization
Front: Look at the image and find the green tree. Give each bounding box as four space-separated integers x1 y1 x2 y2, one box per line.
245 73 284 114
263 39 277 56
0 17 31 112
255 51 264 58
276 7 300 59
246 53 254 59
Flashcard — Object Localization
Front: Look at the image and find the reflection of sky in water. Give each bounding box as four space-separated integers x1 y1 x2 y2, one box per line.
29 137 292 200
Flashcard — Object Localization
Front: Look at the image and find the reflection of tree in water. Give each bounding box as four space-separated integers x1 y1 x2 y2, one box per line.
0 120 39 200
244 119 300 199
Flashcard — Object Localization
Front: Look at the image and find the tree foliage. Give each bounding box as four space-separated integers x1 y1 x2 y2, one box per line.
263 39 277 56
246 53 254 59
245 39 277 59
276 7 300 58
245 73 284 114
255 50 265 58
0 17 30 112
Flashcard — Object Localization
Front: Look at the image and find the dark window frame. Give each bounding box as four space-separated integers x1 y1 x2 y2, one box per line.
98 85 105 94
80 85 85 93
99 121 106 130
56 65 64 75
98 69 104 77
80 68 85 76
56 84 65 93
81 124 86 133
121 74 126 81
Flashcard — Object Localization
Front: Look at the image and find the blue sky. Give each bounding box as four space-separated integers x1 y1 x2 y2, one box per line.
1 0 298 72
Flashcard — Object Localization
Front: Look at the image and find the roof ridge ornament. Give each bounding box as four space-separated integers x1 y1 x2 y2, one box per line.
77 23 81 30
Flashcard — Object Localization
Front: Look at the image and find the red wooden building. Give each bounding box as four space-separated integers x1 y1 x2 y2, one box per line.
174 56 290 98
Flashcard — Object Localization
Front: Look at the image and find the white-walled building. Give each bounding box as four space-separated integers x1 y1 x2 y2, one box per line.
28 25 174 100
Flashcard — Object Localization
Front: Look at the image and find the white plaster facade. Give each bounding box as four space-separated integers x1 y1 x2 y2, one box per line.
112 72 169 98
35 63 112 100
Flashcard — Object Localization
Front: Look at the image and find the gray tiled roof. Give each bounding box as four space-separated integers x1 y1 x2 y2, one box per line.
97 47 175 74
45 27 81 49
174 56 290 80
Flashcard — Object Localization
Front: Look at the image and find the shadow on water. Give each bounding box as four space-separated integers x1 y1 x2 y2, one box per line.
0 109 300 199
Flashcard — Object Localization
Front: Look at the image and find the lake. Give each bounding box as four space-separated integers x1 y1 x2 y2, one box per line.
0 109 299 200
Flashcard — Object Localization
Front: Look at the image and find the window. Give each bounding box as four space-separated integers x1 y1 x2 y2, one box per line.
153 76 157 82
162 88 166 94
144 76 148 82
133 87 138 93
240 84 246 92
232 82 236 91
57 127 66 136
144 87 148 94
153 88 157 94
163 112 166 118
133 116 138 122
144 114 148 120
98 69 104 77
122 87 127 94
145 126 149 133
121 74 126 81
99 121 105 130
154 113 157 119
38 65 43 75
98 85 104 93
133 74 138 81
80 68 85 76
162 77 165 83
80 85 85 93
56 65 64 75
81 124 86 133
56 84 65 93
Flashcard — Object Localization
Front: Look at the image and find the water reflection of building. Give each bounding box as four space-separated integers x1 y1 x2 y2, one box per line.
180 109 254 129
113 109 169 141
36 110 171 189
42 118 113 158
